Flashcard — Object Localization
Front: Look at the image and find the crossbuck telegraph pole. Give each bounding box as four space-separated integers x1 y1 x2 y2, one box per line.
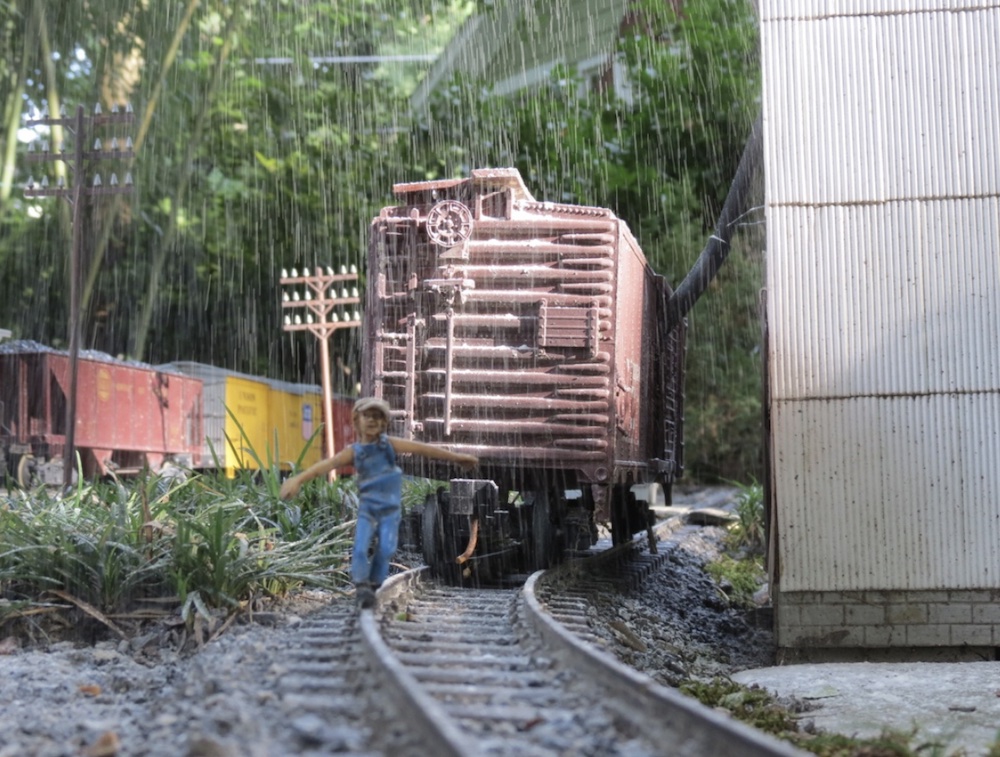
24 102 136 489
280 266 361 481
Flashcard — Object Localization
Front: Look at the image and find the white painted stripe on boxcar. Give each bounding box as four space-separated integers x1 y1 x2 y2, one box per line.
762 6 1000 205
774 393 1000 591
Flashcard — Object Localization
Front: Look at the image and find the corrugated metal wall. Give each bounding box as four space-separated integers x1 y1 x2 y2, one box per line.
762 1 1000 591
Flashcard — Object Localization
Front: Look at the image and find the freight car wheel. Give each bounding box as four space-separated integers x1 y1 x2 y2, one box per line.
531 484 559 570
15 454 38 489
422 494 445 568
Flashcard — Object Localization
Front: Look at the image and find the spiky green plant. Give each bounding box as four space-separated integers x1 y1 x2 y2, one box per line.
726 477 765 553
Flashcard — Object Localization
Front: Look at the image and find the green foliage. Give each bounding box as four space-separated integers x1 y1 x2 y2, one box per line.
725 477 765 553
0 465 355 628
704 553 763 609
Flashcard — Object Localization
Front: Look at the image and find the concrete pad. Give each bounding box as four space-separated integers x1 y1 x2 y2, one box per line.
733 662 1000 754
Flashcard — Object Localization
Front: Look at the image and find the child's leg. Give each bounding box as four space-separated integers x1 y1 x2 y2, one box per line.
351 510 378 585
369 506 402 586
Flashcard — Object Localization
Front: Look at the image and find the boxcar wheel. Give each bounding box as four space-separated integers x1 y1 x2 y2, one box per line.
421 494 444 568
16 454 37 489
531 485 558 570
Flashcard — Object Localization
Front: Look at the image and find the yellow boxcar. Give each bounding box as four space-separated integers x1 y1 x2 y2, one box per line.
266 378 324 472
164 363 271 477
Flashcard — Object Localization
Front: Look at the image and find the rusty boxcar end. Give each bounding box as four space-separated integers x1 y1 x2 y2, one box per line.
362 168 685 578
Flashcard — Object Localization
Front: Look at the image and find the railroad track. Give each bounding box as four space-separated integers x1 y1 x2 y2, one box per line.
353 520 807 757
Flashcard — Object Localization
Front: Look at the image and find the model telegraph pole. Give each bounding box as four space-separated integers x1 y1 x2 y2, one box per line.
280 266 361 480
24 102 136 489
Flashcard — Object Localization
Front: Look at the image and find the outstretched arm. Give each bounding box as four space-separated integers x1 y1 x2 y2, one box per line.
389 438 478 471
280 446 355 499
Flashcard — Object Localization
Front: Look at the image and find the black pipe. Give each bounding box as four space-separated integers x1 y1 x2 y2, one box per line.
665 112 763 331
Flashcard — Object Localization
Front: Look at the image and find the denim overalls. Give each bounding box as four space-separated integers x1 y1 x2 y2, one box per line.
351 433 403 587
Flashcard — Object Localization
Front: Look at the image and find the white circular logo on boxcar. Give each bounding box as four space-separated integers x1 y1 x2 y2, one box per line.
426 200 473 247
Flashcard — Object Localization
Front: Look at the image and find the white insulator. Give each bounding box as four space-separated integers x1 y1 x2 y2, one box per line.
290 267 298 277
125 102 134 114
125 136 134 149
330 312 340 323
340 288 349 299
109 173 119 186
340 265 347 274
40 176 49 187
351 287 359 297
26 175 35 188
94 102 102 115
283 315 291 325
110 137 120 150
111 103 120 114
282 291 289 302
292 291 300 301
93 138 102 151
57 175 65 188
41 140 49 152
124 172 134 186
27 141 35 153
281 268 288 278
93 174 102 186
326 266 334 276
294 314 302 325
306 313 314 324
352 310 361 322
350 264 357 274
304 290 312 300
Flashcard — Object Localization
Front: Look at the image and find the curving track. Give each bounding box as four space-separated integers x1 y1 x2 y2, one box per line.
352 522 807 757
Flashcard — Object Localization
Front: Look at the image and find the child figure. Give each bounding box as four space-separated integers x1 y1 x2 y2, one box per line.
280 397 477 608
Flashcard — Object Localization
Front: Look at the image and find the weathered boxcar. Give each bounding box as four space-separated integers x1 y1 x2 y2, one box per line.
0 342 202 486
362 168 685 577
